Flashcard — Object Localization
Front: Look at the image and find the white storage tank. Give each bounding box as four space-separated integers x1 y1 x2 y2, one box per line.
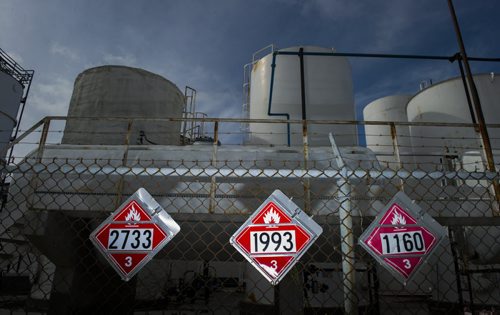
406 73 500 162
246 46 356 146
0 71 24 162
407 75 500 266
62 66 185 145
363 95 413 169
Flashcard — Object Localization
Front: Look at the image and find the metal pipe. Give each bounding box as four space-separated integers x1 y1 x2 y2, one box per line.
116 120 133 207
299 48 311 213
208 121 219 213
448 228 465 313
267 52 291 146
329 132 357 314
36 118 50 162
275 50 500 62
338 178 357 315
190 87 197 141
299 47 307 120
208 176 217 214
4 118 45 152
26 117 50 214
447 0 500 216
302 120 311 214
122 120 133 162
455 55 477 127
212 121 219 163
390 123 405 192
182 87 189 144
32 115 500 128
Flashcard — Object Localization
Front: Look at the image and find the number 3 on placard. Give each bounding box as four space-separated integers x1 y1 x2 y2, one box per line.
271 260 278 270
125 256 132 267
403 259 411 269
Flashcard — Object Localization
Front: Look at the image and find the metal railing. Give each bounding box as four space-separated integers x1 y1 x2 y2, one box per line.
0 117 499 314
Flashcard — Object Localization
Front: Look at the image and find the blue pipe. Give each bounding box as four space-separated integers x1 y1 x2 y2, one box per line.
267 52 291 146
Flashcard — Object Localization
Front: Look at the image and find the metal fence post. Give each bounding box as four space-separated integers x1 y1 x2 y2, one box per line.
116 119 133 207
390 122 405 192
303 120 311 214
36 117 51 162
338 178 357 315
330 133 358 315
209 121 219 214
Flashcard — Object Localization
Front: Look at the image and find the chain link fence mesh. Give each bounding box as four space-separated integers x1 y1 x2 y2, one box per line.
0 118 499 314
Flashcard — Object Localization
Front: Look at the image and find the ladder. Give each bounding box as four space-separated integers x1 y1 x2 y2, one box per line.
241 44 275 143
449 227 475 314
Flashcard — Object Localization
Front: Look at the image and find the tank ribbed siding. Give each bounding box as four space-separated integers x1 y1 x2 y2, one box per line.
62 65 184 145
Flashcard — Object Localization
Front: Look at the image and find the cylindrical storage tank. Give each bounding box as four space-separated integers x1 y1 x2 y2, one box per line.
407 73 500 163
0 71 23 162
62 66 184 145
407 75 500 264
363 95 413 169
246 46 356 146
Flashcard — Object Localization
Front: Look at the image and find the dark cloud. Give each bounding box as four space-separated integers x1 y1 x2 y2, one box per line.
1 0 500 149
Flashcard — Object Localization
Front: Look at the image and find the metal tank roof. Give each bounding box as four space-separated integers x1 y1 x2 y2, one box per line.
62 65 185 146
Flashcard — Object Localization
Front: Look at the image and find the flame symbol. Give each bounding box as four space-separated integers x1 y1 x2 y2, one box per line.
263 207 280 224
125 205 141 221
391 211 406 226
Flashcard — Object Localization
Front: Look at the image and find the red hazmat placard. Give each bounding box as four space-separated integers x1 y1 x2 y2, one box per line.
230 190 322 285
90 188 180 281
359 192 446 284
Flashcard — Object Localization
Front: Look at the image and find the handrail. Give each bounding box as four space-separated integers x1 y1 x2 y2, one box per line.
5 118 45 151
36 115 500 128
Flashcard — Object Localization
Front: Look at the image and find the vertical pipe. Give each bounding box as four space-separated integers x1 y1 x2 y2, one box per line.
390 123 402 168
29 117 51 212
122 120 133 159
447 0 500 215
390 123 404 192
242 63 251 143
116 119 133 207
456 58 477 128
267 52 291 146
449 228 465 314
212 121 219 164
299 47 307 120
36 117 51 162
330 132 357 313
299 49 311 213
182 87 188 144
208 176 217 214
209 121 219 213
302 120 311 214
338 179 357 315
191 88 197 141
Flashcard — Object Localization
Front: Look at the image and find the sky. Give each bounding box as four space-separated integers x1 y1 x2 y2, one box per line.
1 0 500 152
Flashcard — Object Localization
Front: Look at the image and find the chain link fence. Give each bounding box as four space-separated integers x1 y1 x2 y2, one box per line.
0 117 499 314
